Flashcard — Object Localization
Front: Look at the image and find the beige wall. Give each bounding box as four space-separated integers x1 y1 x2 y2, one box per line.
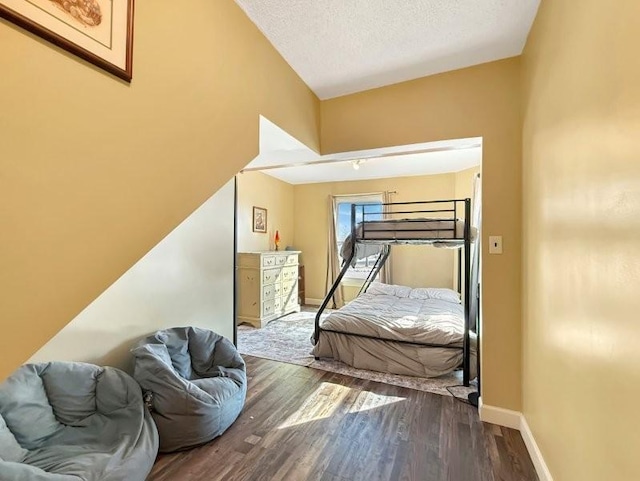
455 166 481 203
0 0 320 381
321 58 522 410
237 172 295 252
293 173 460 303
522 1 640 479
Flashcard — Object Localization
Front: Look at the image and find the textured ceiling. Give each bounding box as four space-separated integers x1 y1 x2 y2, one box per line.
235 0 540 99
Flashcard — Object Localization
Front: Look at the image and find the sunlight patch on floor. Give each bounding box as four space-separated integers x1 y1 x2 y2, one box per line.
348 390 406 414
277 382 351 429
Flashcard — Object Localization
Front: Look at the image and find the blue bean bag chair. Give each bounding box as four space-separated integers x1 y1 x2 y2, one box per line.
0 362 158 481
131 327 247 453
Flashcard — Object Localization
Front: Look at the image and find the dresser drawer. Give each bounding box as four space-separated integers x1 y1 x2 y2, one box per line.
274 296 282 312
281 266 297 282
284 295 298 311
263 256 276 267
262 268 281 285
262 283 279 300
262 299 276 317
275 255 288 266
286 254 298 265
281 279 298 298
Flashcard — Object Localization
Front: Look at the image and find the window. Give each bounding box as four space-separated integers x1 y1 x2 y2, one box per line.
335 195 384 280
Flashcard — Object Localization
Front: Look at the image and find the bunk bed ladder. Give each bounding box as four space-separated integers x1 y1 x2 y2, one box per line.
356 245 391 297
314 248 356 344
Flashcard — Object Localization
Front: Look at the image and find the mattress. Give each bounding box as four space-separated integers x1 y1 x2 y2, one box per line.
340 219 477 262
311 287 477 379
359 218 467 240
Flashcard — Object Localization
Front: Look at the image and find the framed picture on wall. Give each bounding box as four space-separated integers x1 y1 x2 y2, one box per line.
0 0 135 81
252 206 267 233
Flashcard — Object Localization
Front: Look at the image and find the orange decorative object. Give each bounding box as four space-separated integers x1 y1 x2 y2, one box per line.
274 230 280 251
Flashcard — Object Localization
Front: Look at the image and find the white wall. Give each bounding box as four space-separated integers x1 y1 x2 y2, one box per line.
29 180 236 373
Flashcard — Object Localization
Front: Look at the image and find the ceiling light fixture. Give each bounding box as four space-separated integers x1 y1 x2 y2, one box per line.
351 159 364 170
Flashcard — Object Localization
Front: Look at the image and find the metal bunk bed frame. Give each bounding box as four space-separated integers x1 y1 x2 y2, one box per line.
313 198 479 387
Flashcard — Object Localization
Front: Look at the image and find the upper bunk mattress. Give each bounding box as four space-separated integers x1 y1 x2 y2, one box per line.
359 218 467 240
340 219 477 262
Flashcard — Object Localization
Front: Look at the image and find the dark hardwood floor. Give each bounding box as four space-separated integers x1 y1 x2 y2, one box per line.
148 356 538 481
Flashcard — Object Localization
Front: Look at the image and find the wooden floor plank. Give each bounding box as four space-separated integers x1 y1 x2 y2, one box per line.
147 356 538 481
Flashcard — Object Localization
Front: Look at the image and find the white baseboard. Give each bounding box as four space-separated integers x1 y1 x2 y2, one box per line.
478 397 521 429
479 398 553 481
520 415 553 481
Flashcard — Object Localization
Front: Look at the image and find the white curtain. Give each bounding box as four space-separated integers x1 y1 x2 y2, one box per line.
378 191 393 284
472 173 482 230
470 172 482 289
325 196 345 308
469 173 482 330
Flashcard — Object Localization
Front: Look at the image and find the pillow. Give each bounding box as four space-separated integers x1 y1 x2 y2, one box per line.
0 365 61 449
41 362 98 424
366 283 411 298
0 414 27 463
409 287 461 303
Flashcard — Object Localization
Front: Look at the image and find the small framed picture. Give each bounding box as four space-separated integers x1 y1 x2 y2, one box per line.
252 206 267 233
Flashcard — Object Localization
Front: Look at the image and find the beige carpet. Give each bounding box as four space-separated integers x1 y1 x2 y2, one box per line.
237 308 477 399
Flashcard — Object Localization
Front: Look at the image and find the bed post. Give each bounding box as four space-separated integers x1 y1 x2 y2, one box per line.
463 198 472 387
468 229 481 407
457 249 462 294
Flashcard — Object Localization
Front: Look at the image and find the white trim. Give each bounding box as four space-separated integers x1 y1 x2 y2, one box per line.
478 398 553 481
478 397 521 429
520 415 554 481
242 143 481 172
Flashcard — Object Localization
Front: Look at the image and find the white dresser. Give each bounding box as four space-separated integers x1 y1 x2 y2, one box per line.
237 251 301 328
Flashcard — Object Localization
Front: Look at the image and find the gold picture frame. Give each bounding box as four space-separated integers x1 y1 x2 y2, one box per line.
0 0 135 81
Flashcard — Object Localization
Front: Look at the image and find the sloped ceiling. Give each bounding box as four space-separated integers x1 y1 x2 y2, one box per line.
235 0 540 99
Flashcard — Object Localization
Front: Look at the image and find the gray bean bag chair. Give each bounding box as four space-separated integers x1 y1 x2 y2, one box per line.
131 327 247 453
0 362 159 481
